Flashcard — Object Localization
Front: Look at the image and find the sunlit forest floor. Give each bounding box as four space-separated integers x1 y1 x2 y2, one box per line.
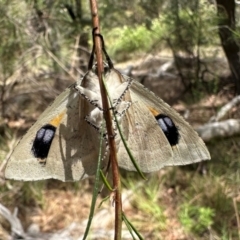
1 52 240 239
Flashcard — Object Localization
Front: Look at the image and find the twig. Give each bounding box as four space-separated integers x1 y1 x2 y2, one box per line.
196 119 240 141
89 1 122 240
0 203 25 238
69 34 81 76
209 95 240 122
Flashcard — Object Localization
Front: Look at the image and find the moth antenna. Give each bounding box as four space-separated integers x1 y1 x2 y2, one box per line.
95 33 114 69
88 27 98 70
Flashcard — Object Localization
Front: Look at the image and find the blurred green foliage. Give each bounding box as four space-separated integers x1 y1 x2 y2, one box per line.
0 0 219 72
103 0 219 60
179 204 215 234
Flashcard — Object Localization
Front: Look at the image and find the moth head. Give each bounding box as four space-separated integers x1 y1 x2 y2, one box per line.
91 62 111 75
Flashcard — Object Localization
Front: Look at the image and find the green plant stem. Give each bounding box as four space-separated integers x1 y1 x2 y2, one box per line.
82 125 104 240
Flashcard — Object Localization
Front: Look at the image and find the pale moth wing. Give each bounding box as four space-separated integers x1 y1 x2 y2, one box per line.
116 73 210 172
5 77 107 182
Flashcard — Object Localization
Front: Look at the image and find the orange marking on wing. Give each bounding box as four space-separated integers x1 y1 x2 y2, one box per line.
148 107 160 117
49 111 65 127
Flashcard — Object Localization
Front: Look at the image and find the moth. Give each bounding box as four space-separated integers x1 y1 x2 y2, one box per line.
4 33 210 182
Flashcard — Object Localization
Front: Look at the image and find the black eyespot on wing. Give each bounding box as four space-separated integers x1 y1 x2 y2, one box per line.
31 124 56 159
155 114 180 146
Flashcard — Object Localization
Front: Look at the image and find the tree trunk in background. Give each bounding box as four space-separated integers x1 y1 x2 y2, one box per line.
216 0 240 94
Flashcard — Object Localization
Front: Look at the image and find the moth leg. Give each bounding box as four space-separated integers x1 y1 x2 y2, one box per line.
114 101 132 119
74 84 104 110
85 115 101 131
111 78 133 108
85 115 117 140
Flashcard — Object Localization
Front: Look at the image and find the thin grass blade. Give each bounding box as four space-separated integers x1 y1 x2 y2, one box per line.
82 124 104 240
122 212 144 240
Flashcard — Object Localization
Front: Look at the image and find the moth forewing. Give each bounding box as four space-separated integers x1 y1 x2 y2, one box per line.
5 78 107 182
129 80 210 166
